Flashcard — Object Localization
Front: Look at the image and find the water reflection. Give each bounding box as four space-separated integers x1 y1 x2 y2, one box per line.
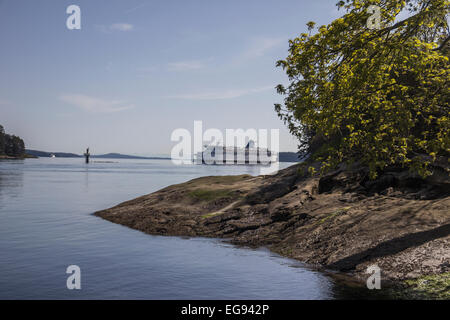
0 160 24 208
0 158 375 299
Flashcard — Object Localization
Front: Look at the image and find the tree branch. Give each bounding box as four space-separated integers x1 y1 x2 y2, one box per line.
433 34 450 51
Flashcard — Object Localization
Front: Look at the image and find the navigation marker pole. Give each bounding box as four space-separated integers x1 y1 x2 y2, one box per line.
84 147 90 164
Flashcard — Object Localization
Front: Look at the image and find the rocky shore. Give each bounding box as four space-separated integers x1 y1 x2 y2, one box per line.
95 162 450 299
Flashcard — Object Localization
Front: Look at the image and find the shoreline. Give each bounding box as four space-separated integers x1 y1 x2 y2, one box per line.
0 154 37 160
95 162 450 299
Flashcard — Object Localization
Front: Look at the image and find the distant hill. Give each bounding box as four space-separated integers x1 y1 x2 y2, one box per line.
25 149 299 162
91 153 171 160
279 152 301 162
26 150 82 158
25 149 170 160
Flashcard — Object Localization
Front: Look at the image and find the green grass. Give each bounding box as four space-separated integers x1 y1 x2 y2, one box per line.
187 174 251 185
188 189 236 202
400 272 450 299
318 207 351 224
201 211 224 219
208 175 251 185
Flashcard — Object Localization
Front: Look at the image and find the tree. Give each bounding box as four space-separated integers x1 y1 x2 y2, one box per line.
0 125 25 157
275 0 449 178
0 125 5 155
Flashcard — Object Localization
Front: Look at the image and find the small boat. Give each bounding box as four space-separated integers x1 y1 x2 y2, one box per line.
50 154 56 158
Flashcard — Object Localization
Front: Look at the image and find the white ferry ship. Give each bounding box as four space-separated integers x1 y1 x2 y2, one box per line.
194 141 277 165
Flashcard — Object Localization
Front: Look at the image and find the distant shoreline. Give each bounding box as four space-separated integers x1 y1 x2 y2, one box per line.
24 149 301 163
25 149 172 160
0 154 37 160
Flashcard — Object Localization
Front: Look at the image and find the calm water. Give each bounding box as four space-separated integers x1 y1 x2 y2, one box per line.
0 158 347 299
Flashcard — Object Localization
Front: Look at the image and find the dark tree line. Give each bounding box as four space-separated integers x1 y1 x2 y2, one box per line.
0 125 25 157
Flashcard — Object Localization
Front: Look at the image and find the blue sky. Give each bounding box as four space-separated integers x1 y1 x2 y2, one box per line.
0 0 341 155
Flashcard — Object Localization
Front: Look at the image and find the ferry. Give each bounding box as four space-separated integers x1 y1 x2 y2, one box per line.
194 141 277 165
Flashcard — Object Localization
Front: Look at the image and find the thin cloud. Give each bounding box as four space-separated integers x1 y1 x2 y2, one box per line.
96 23 134 33
60 94 134 113
168 86 273 100
110 23 134 31
167 60 205 71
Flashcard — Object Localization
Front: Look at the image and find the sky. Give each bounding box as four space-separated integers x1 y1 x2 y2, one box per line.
0 0 342 156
